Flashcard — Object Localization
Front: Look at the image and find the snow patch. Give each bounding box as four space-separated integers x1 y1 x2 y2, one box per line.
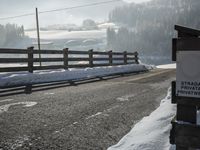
157 64 176 69
0 64 148 88
0 99 14 103
108 88 176 150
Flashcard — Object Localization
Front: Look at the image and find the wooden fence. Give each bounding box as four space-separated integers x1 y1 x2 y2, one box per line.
170 25 200 150
0 47 139 73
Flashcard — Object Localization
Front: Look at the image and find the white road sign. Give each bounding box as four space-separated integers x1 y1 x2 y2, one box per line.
176 51 200 98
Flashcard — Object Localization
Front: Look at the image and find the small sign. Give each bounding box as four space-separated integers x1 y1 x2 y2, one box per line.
176 51 200 98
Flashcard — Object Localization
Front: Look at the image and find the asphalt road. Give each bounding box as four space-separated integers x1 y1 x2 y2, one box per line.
0 68 175 150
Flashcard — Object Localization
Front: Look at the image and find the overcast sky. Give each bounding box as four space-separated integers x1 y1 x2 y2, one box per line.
0 0 152 28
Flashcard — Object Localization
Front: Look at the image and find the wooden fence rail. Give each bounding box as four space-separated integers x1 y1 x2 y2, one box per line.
0 47 139 73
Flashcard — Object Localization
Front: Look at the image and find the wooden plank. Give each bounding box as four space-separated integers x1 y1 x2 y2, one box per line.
63 48 68 70
34 65 64 70
172 38 177 61
175 25 200 37
135 52 139 64
0 48 27 54
109 50 112 65
176 38 200 51
93 51 108 55
68 50 88 55
174 122 200 149
176 145 188 150
89 49 93 67
33 50 63 54
0 67 28 72
0 58 28 63
175 96 200 106
171 81 176 104
124 51 127 64
177 104 196 124
33 58 64 62
170 119 176 144
28 47 34 73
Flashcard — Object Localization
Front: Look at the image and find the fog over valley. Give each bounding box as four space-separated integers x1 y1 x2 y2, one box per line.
0 0 199 65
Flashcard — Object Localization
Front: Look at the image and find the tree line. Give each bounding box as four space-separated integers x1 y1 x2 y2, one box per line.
107 0 200 64
0 23 28 48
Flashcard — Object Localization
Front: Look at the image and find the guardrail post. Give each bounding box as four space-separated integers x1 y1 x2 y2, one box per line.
89 49 93 67
123 51 127 64
63 48 68 70
109 50 113 65
27 47 34 73
135 52 139 64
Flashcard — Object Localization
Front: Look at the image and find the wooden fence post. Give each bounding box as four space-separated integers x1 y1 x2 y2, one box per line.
27 47 34 73
89 49 93 67
109 50 113 65
135 52 139 64
63 48 68 70
123 51 127 64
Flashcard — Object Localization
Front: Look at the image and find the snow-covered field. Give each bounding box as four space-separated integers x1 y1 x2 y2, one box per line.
0 64 148 88
25 29 106 40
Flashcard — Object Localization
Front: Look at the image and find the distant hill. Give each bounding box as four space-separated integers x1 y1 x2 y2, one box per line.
107 0 200 65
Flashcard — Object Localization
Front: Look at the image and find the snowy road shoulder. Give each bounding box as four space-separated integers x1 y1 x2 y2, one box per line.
108 88 176 150
0 64 148 88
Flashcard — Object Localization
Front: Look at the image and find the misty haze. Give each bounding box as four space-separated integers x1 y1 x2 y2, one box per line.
1 0 199 65
0 0 200 150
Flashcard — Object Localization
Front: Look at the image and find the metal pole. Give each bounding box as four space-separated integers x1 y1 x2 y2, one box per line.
36 7 41 66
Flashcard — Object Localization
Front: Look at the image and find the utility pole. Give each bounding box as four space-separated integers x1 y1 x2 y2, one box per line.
36 7 41 66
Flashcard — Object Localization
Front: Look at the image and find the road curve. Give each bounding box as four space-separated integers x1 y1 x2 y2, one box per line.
0 68 175 150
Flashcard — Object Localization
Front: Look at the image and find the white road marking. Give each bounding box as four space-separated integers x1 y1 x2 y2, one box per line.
127 69 173 82
116 94 135 102
0 99 14 103
0 102 37 114
73 122 78 125
44 92 55 95
86 112 102 120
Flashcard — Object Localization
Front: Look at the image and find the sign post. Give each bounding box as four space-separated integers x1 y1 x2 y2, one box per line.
170 25 200 150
